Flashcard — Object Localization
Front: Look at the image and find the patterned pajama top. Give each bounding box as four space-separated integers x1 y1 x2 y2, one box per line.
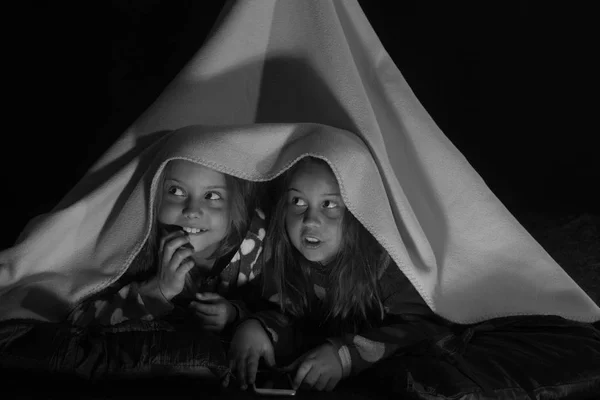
67 209 266 326
247 260 451 378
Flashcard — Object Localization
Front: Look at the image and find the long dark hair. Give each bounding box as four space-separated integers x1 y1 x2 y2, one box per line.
265 157 390 330
127 161 257 280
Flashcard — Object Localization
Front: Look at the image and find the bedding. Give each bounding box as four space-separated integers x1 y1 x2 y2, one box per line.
1 1 599 398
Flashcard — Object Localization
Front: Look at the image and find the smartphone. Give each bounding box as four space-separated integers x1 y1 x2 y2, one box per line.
252 369 297 396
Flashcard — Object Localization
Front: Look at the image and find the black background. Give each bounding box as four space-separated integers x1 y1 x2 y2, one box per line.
2 1 597 250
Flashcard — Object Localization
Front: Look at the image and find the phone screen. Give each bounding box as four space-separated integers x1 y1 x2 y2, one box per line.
253 370 296 396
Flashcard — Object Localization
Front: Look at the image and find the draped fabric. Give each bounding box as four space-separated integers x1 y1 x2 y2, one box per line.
1 0 598 324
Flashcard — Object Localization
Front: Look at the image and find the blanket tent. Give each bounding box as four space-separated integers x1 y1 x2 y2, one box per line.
1 0 599 327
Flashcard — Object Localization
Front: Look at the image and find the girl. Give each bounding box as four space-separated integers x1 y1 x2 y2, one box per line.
227 157 450 391
68 159 266 333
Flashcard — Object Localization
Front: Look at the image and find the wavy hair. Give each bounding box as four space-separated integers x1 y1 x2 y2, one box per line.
265 157 390 330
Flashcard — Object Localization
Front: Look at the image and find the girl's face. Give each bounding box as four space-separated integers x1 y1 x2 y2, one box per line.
285 161 345 264
158 160 230 258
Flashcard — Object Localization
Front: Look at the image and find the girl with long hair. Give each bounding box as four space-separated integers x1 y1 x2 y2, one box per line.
68 159 265 332
227 157 449 391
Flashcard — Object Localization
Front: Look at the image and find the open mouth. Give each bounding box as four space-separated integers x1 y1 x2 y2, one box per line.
182 226 208 235
302 236 322 248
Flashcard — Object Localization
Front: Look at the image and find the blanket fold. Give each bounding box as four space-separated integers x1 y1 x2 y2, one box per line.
1 0 598 324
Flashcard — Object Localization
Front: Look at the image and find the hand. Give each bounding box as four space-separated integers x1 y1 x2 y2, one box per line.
189 292 237 333
156 230 195 300
223 319 276 390
284 343 342 391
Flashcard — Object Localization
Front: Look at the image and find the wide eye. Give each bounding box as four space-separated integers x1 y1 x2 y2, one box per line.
167 186 185 197
292 197 307 207
322 200 339 209
205 191 222 201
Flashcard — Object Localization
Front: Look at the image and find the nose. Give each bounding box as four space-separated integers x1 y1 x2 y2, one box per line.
302 207 321 227
183 200 204 219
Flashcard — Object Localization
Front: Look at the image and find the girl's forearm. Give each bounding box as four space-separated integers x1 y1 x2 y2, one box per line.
327 316 449 377
245 309 300 360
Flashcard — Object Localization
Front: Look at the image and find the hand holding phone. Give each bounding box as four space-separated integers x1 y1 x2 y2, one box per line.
226 319 276 390
252 369 296 396
283 343 343 391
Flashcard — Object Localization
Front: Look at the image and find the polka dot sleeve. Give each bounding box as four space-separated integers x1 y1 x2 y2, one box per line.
326 263 452 377
67 279 174 326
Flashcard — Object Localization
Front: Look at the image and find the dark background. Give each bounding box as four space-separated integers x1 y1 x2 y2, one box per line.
2 1 597 250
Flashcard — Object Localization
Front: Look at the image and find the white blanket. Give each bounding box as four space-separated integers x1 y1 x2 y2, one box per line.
1 0 598 324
